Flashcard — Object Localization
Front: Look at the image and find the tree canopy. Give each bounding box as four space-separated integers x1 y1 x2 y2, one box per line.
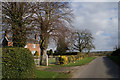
2 2 34 47
73 29 95 52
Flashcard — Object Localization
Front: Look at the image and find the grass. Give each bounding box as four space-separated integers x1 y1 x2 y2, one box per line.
49 57 96 67
36 57 96 78
48 58 55 64
36 70 70 78
108 56 120 67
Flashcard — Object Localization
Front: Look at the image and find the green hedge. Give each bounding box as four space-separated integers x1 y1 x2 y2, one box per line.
2 47 36 78
108 56 120 66
34 51 39 56
111 49 120 56
56 54 88 65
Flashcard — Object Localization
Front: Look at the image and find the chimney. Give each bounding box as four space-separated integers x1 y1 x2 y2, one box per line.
5 30 8 38
35 34 38 40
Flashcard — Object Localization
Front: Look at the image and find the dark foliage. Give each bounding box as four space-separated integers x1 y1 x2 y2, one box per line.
2 2 34 47
53 52 80 56
2 47 36 78
47 49 53 55
111 48 120 56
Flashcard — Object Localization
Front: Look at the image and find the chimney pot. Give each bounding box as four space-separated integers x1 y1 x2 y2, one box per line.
5 30 8 38
35 34 38 40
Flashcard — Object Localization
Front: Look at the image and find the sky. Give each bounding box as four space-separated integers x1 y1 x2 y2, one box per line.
70 2 118 51
0 1 118 52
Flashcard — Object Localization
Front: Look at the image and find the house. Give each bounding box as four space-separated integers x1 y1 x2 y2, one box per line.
25 34 40 55
2 34 40 56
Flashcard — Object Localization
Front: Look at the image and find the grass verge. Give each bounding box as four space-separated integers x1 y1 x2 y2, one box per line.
49 57 96 67
48 58 55 64
108 56 120 67
36 70 70 78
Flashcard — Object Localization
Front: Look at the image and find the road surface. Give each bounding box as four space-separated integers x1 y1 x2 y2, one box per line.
72 56 120 78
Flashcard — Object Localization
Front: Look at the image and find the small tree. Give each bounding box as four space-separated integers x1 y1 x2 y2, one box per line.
50 49 53 55
56 28 75 54
47 49 53 55
56 36 69 55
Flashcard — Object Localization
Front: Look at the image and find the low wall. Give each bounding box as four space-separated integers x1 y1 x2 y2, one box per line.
34 56 40 66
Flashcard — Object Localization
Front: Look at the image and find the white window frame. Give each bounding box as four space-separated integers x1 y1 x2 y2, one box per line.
24 45 27 48
32 51 36 55
33 44 36 48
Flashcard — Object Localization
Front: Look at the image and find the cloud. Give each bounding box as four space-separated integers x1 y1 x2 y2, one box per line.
71 2 118 51
96 31 104 36
70 0 119 2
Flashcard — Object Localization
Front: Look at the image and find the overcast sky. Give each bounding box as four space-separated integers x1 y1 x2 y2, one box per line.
70 2 118 51
0 1 118 52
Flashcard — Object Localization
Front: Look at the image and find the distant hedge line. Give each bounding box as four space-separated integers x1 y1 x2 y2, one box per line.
2 47 36 78
55 54 89 64
53 52 80 55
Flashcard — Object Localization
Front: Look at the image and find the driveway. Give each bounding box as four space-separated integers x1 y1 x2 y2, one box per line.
72 56 120 78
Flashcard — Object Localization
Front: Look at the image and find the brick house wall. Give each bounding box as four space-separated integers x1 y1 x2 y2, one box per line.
25 43 40 55
7 41 40 56
3 33 40 56
8 42 13 47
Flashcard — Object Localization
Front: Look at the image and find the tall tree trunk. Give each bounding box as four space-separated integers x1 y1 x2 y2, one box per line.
40 48 48 66
79 48 82 52
42 49 48 66
39 37 48 66
40 48 43 65
39 35 49 66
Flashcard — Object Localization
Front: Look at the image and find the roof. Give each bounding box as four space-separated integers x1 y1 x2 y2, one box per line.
27 38 39 44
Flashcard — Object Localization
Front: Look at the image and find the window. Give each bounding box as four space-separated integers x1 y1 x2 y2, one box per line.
32 51 36 55
25 45 27 48
33 44 36 48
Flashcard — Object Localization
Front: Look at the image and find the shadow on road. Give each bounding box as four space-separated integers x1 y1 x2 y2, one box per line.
102 56 120 78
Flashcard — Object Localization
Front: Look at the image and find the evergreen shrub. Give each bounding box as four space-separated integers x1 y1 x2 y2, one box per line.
2 47 36 78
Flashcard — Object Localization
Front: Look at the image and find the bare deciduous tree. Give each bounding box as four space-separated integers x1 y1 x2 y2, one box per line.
33 2 73 65
2 2 35 47
56 27 76 54
73 29 95 52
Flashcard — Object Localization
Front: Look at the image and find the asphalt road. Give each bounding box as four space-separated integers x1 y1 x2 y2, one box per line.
72 56 120 78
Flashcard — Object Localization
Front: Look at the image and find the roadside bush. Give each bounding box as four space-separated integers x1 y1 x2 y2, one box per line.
56 53 88 65
47 49 53 55
111 48 120 56
34 51 39 56
2 47 36 78
108 56 120 66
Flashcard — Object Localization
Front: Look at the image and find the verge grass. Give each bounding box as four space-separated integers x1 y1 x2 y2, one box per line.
36 70 70 78
36 57 96 78
48 58 55 64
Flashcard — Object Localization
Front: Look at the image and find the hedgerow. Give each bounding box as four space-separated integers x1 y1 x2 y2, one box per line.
56 53 88 65
2 47 36 78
